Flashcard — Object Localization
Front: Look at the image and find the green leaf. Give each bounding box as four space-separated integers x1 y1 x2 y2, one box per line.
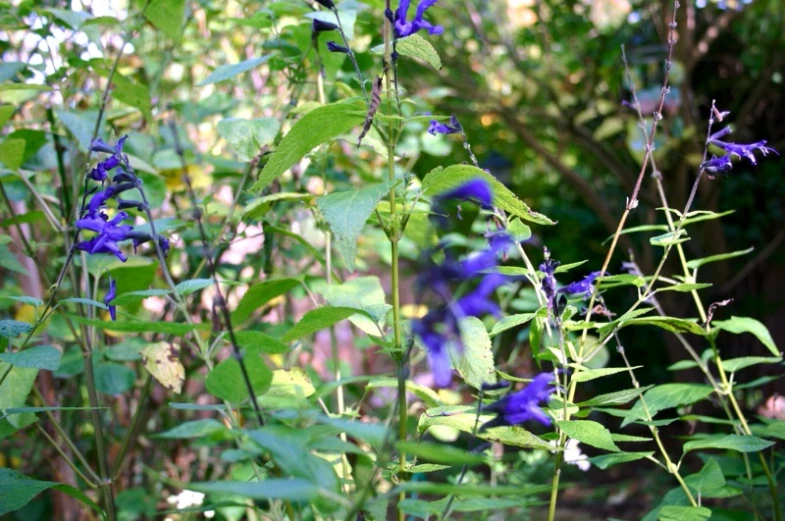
44 8 92 29
650 229 689 247
422 165 554 225
751 421 785 441
712 316 779 357
657 283 713 293
0 105 15 128
684 458 725 495
371 34 442 70
396 481 552 497
199 55 274 86
589 451 653 469
0 468 103 517
490 312 537 336
145 0 186 42
60 297 108 310
0 362 37 427
0 320 32 339
217 117 281 162
577 386 650 407
573 366 639 383
233 331 289 354
109 289 171 307
0 345 60 370
2 296 43 307
69 316 208 335
93 363 135 395
629 384 713 420
189 478 320 502
556 420 620 452
395 441 485 465
205 347 273 402
616 316 707 336
175 278 213 296
317 181 395 271
156 419 226 439
0 138 25 171
232 278 300 323
686 247 753 270
250 100 366 193
419 406 551 450
322 276 391 334
451 317 496 390
720 356 782 373
110 75 151 119
55 109 100 152
281 307 358 343
658 506 711 521
683 434 775 454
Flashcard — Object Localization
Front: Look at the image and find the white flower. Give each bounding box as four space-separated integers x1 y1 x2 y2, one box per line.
167 489 205 510
549 439 591 472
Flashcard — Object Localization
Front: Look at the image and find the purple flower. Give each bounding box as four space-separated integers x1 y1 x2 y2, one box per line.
326 41 350 53
481 373 555 430
558 271 603 299
90 135 127 156
454 273 507 318
428 115 462 136
75 211 134 262
394 0 443 38
434 178 493 209
700 154 733 175
104 277 117 321
539 256 559 310
158 235 171 258
709 139 778 166
412 310 457 388
312 19 338 32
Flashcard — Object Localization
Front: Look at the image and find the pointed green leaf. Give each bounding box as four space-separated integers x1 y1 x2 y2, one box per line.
686 247 753 270
250 100 366 193
573 366 640 383
683 434 775 454
371 33 442 70
156 419 227 439
282 307 358 343
0 345 60 371
684 458 725 495
217 117 280 162
0 468 103 517
317 181 395 271
205 348 272 403
188 478 320 501
422 165 553 225
451 317 496 390
712 316 779 357
174 278 213 296
556 420 620 452
322 276 391 334
0 138 25 171
232 278 301 323
145 0 185 42
658 506 711 521
199 55 274 86
589 451 653 469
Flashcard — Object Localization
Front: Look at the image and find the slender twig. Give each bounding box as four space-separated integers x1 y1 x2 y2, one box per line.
331 6 369 103
167 114 265 427
35 424 97 488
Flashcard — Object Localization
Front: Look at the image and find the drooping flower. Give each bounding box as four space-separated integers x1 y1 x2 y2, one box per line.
75 211 135 262
709 139 777 166
104 277 117 321
326 41 350 53
480 372 556 430
558 271 603 299
413 179 512 387
428 115 462 136
90 135 127 156
394 0 444 38
312 19 338 32
700 154 733 176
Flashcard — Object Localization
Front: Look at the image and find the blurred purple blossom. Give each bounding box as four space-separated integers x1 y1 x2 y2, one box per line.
104 277 117 321
481 372 556 430
394 0 444 38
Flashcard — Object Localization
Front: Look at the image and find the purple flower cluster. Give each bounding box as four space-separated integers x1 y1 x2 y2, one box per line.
700 121 778 176
539 251 604 312
393 0 443 38
76 136 170 320
481 372 556 430
412 179 511 387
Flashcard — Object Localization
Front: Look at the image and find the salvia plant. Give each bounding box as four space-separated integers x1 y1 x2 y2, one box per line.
0 1 783 521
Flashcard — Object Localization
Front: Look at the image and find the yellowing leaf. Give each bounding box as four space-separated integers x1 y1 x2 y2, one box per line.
141 342 185 393
159 164 209 191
